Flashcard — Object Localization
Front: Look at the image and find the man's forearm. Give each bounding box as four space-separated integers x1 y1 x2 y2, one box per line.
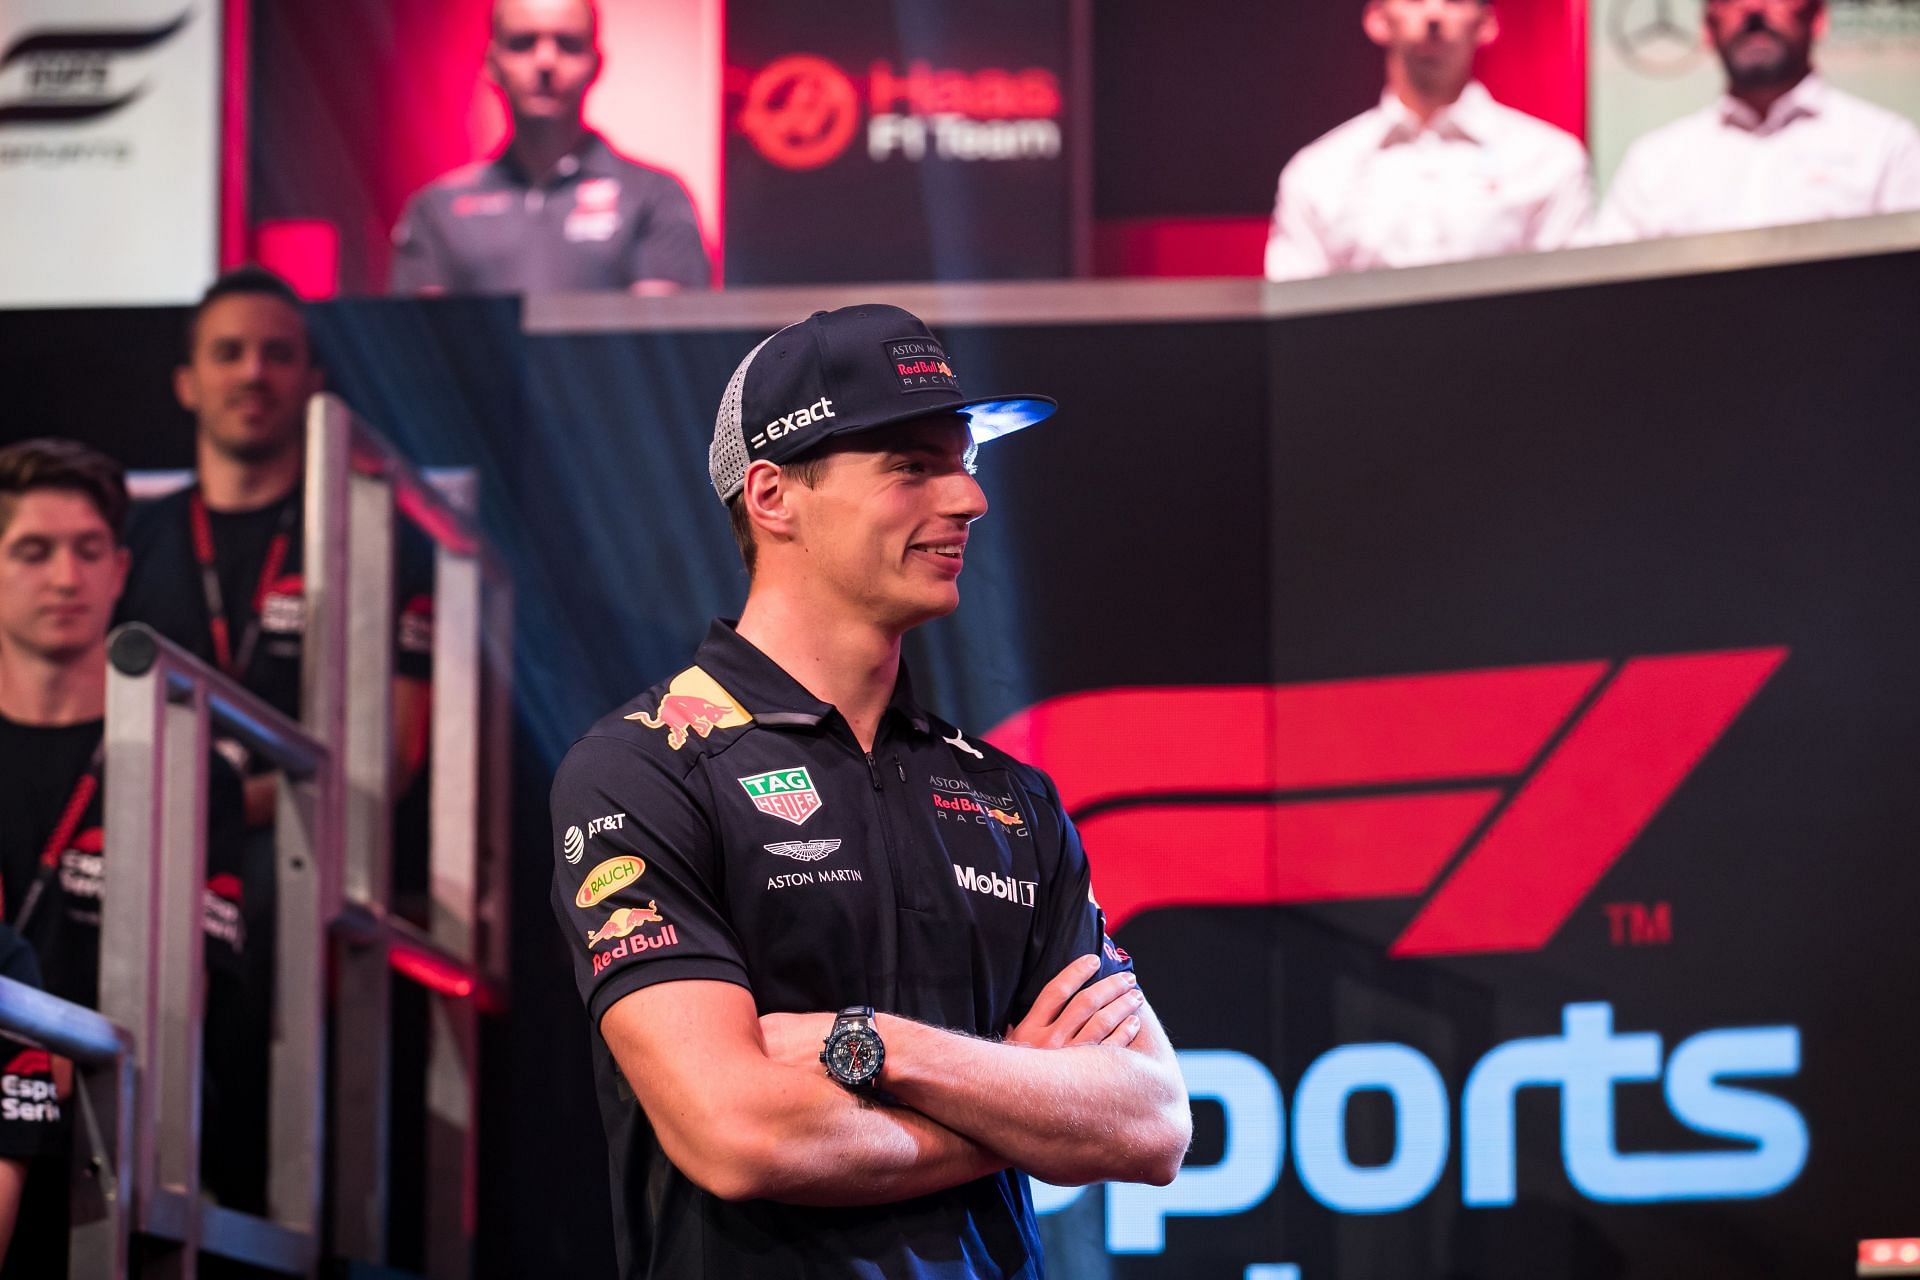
878 1005 1190 1187
747 1063 1007 1206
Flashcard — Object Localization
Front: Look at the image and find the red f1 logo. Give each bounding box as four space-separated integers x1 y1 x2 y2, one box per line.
986 648 1785 957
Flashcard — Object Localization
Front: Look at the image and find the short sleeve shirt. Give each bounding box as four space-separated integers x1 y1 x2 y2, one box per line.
549 620 1134 1280
115 484 435 725
390 132 712 296
0 924 59 1162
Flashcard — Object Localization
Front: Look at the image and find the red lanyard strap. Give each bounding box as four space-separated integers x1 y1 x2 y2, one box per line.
189 489 296 679
6 738 105 931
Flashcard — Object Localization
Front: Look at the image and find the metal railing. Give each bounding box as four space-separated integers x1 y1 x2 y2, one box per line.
0 394 513 1278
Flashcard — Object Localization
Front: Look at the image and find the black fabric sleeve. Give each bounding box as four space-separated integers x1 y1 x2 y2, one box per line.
1012 768 1135 1020
390 195 457 295
627 176 712 289
0 925 60 1160
550 735 749 1029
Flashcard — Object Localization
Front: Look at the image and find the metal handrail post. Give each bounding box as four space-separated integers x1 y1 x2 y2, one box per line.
424 539 483 1278
98 635 169 1241
307 395 393 1264
149 680 211 1262
104 625 331 1277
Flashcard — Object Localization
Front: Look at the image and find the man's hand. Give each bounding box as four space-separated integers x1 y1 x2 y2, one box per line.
1007 954 1144 1049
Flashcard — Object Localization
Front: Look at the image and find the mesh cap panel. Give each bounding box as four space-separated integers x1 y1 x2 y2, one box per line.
709 334 775 502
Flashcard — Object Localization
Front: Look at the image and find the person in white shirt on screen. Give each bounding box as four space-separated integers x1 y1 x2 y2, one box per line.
1263 0 1591 282
1591 0 1920 243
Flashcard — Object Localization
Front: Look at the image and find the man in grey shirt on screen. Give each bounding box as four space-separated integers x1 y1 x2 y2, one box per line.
390 0 711 296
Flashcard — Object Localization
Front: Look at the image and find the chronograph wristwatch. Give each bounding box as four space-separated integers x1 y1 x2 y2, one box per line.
820 1005 886 1089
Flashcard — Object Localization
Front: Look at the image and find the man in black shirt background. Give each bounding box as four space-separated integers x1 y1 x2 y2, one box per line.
390 0 712 296
115 266 434 830
0 439 258 1270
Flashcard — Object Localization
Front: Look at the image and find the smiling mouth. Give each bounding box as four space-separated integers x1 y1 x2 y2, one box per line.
911 542 965 562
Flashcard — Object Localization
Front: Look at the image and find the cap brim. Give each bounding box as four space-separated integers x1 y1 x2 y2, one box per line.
813 394 1059 451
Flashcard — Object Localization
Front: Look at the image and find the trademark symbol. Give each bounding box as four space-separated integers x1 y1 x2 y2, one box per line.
1604 901 1672 947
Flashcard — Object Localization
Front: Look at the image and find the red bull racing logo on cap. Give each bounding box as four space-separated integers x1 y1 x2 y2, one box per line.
739 766 823 826
886 338 959 392
627 666 754 750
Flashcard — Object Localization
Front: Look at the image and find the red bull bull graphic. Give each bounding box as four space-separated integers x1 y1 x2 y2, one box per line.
627 665 753 750
738 766 823 826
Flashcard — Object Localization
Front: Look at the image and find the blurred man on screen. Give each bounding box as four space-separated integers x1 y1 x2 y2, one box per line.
390 0 711 296
1591 0 1920 242
1264 0 1591 281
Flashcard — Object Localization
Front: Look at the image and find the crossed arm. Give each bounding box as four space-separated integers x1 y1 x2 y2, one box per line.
598 955 1191 1206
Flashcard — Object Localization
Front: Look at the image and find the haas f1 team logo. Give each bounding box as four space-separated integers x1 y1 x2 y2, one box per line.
987 648 1785 957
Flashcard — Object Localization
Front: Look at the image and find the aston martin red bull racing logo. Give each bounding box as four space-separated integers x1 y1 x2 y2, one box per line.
985 647 1786 957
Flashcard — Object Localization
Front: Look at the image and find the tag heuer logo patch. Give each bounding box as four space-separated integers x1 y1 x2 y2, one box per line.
739 767 823 826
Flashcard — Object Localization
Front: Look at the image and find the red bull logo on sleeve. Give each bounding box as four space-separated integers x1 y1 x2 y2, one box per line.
588 902 680 974
627 666 753 750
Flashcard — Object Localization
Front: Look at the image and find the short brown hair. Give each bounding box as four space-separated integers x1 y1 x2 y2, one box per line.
0 438 130 544
727 453 829 576
184 264 310 363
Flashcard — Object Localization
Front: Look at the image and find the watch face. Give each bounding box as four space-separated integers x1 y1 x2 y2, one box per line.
824 1027 885 1086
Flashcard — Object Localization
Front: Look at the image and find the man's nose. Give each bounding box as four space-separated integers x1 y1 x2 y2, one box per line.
47 547 84 590
948 471 989 523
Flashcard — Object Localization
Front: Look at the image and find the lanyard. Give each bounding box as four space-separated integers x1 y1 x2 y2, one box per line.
6 737 105 932
188 489 296 679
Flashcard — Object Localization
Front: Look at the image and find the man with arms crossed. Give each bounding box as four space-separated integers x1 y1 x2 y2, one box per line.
1592 0 1920 241
1265 0 1590 280
551 305 1190 1277
390 0 711 296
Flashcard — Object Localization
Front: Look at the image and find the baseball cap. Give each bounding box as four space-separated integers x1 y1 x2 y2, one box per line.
709 303 1056 502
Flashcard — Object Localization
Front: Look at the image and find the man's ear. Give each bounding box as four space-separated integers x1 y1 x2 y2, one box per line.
1362 0 1391 49
741 460 798 546
1476 5 1500 48
174 364 200 414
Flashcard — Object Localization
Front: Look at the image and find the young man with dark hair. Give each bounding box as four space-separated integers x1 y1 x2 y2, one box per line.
390 0 711 296
552 305 1190 1278
1592 0 1920 241
116 265 435 828
0 438 258 1270
1265 0 1591 279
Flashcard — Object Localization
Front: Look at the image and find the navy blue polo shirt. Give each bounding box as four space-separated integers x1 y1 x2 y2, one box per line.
550 619 1134 1280
390 131 711 295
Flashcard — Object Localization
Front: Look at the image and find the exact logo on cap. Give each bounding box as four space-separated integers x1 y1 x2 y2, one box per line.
886 338 959 393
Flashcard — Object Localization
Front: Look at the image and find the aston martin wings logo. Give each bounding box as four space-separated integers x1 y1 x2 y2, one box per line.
764 839 841 862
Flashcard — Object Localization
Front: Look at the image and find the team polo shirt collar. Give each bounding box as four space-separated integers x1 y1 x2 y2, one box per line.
489 130 616 189
692 619 933 736
1718 73 1827 135
1378 80 1495 147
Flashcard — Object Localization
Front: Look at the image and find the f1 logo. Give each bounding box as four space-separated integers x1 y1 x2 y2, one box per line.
986 648 1785 957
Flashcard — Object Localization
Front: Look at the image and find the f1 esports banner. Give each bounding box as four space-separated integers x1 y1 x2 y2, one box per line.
720 0 1079 283
0 1 221 306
